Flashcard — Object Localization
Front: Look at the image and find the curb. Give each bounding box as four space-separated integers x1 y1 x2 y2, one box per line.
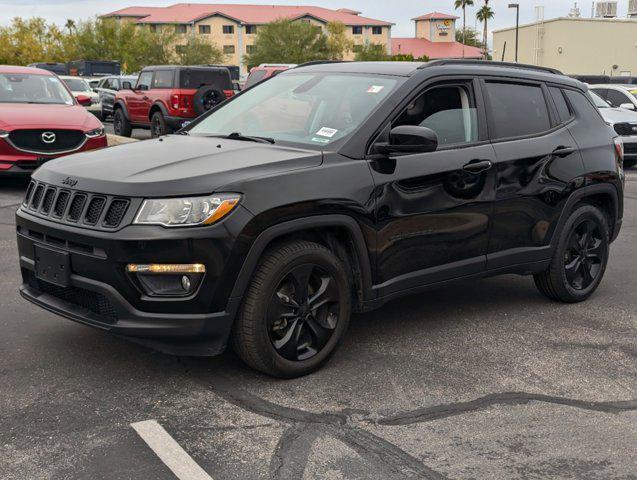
107 134 139 146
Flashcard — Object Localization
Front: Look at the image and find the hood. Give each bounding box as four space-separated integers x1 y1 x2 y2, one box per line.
598 107 637 125
0 103 101 131
33 135 323 197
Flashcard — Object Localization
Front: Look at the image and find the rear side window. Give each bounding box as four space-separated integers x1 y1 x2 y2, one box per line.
179 69 231 90
152 70 173 88
564 89 605 123
245 70 268 88
549 87 572 123
485 81 551 139
605 89 631 108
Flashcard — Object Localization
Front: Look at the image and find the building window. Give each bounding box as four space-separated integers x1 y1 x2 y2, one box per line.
372 26 382 35
352 26 363 35
198 25 211 34
245 25 257 34
223 25 235 34
246 45 256 54
175 24 187 34
223 45 236 54
149 24 159 33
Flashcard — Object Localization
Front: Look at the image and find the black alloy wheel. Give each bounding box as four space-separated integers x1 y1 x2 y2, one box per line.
563 219 605 291
268 263 340 361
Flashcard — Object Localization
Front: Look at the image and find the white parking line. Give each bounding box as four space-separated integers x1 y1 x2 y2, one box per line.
131 420 213 480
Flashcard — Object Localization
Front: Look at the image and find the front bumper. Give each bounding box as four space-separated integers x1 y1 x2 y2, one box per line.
16 206 252 356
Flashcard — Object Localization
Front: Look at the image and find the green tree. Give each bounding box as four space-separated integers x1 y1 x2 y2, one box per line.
476 1 494 59
353 43 390 61
391 53 429 62
176 36 226 65
325 21 352 60
243 19 331 67
454 27 484 49
454 0 474 58
65 19 76 35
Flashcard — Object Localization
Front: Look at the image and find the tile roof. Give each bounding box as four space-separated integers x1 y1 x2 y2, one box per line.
391 38 483 60
103 4 392 26
412 12 459 21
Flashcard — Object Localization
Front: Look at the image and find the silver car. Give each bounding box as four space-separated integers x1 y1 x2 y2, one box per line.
589 90 637 167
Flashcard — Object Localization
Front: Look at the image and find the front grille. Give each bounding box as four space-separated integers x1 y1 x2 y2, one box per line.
21 181 131 230
624 143 637 155
27 273 117 322
8 129 86 154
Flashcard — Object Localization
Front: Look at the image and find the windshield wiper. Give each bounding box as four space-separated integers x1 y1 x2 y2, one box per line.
210 132 275 144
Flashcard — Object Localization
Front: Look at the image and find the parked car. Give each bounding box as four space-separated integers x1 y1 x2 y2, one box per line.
67 60 121 78
94 75 138 120
112 65 234 138
243 64 296 89
588 90 637 168
17 60 624 377
589 84 637 111
59 76 102 119
26 62 68 75
0 66 106 175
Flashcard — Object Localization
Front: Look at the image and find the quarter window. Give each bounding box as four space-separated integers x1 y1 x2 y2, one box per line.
485 82 551 139
394 83 478 147
549 87 572 123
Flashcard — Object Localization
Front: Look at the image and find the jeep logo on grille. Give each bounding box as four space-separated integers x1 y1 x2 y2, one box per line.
61 176 78 187
41 132 56 144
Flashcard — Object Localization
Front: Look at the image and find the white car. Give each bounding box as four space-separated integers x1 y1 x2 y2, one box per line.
589 90 637 168
59 75 102 119
589 84 637 111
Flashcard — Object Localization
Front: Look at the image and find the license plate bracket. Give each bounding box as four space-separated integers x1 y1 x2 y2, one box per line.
34 245 70 287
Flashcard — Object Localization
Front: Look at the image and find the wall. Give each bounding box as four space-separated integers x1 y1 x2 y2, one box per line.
415 19 456 42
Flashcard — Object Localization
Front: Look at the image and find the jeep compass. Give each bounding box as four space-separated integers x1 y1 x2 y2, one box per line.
17 61 624 378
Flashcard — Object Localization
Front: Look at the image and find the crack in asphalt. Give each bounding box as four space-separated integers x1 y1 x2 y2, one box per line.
376 392 637 426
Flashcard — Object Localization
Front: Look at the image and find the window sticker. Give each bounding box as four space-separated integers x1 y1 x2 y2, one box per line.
316 127 338 138
367 85 384 94
311 137 330 144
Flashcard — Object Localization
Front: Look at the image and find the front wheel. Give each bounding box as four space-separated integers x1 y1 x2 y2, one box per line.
534 204 610 303
232 240 351 378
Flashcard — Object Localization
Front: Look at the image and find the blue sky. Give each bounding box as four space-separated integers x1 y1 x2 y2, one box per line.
0 0 630 38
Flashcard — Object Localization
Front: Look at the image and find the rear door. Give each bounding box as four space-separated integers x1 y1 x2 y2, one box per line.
482 78 585 269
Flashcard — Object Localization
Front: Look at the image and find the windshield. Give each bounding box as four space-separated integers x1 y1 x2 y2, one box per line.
189 73 401 147
0 73 75 105
588 90 610 108
62 78 91 92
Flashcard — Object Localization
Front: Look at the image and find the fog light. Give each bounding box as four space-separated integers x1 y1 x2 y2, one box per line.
181 275 191 291
126 264 205 297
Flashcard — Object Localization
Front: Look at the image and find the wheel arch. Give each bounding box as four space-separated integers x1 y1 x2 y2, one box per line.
149 101 169 121
113 100 129 119
228 215 374 312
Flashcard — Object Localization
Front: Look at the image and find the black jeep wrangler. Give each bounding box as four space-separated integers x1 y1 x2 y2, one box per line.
17 61 624 377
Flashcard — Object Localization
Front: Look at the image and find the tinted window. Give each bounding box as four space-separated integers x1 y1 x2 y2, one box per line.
179 69 231 89
352 26 363 34
486 82 551 139
244 70 268 88
549 87 572 123
199 25 210 34
394 84 478 147
222 25 234 34
565 89 605 124
137 72 153 89
606 89 631 107
152 70 173 88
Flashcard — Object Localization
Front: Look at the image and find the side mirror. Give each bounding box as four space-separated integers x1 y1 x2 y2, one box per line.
375 125 438 155
122 81 132 90
76 94 91 106
619 103 635 111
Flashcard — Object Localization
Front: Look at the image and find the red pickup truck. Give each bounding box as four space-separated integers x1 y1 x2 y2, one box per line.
112 65 234 138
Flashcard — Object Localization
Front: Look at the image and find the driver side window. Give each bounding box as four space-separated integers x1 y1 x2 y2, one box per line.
394 83 478 147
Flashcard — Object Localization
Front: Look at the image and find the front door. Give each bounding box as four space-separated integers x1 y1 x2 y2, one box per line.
128 71 153 123
369 79 497 298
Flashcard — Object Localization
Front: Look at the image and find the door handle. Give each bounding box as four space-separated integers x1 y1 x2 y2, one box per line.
142 96 150 101
552 145 575 157
463 160 492 173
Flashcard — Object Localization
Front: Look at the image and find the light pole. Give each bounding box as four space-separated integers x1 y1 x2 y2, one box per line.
508 3 520 62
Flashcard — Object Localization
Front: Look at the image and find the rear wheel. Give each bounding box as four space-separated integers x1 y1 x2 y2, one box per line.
151 111 171 138
113 108 132 137
534 204 609 303
232 240 351 378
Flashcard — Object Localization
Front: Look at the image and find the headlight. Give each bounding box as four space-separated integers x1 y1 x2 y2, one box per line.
85 127 105 138
0 129 8 138
133 194 241 227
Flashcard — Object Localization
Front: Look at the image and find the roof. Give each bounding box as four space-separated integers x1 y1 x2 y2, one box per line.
102 4 392 26
391 38 483 60
292 61 425 76
0 65 54 76
492 15 637 33
412 12 459 21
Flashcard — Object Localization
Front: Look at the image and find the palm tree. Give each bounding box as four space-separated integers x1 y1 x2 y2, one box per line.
454 0 474 58
476 1 494 59
65 19 76 35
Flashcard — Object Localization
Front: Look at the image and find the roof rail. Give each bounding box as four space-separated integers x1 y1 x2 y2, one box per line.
419 59 562 75
294 60 349 69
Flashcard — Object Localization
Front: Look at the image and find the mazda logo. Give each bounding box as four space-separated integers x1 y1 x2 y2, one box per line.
41 132 56 144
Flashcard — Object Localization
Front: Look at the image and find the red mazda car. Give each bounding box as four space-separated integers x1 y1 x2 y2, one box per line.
0 66 107 175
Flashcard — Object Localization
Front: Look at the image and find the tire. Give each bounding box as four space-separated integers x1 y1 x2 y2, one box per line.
113 108 132 138
232 240 351 378
534 204 610 303
193 85 225 116
151 111 171 138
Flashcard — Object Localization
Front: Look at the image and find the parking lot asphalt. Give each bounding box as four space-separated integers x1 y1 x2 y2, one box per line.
1 170 636 480
103 120 151 140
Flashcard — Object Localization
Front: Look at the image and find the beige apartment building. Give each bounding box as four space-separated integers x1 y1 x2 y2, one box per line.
493 17 637 75
102 4 393 75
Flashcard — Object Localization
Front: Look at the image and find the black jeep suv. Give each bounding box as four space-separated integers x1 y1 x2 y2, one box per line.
17 61 625 378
